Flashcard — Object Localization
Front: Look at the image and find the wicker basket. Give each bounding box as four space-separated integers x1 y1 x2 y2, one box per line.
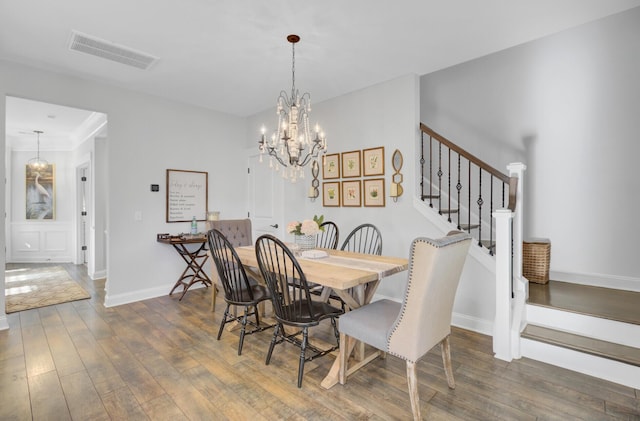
523 239 551 284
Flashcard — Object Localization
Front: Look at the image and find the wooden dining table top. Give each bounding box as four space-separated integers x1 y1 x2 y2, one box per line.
234 246 408 291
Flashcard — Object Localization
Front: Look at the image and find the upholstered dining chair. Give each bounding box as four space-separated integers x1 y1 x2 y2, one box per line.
340 223 382 255
207 229 273 355
254 234 344 388
316 221 339 249
208 218 253 311
338 232 472 421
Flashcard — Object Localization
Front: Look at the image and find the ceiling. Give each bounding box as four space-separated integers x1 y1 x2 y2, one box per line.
2 0 640 146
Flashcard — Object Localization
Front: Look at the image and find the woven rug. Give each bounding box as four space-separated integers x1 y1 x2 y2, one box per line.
5 266 91 313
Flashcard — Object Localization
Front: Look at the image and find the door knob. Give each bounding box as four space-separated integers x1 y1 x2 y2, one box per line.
270 224 278 228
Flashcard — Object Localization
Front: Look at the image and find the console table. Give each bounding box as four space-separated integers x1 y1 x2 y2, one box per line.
158 235 212 300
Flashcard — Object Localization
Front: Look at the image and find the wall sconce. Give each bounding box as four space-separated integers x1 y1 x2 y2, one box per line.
390 149 404 202
308 160 320 201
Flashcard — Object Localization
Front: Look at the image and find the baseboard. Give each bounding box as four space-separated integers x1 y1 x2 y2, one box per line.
521 338 640 389
550 270 640 292
0 315 8 331
452 312 493 336
104 282 207 307
89 269 107 280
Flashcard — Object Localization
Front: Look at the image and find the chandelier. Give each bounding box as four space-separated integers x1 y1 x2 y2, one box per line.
28 130 49 170
258 34 327 181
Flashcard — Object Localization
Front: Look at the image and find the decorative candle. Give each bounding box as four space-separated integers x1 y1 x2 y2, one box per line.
390 182 398 197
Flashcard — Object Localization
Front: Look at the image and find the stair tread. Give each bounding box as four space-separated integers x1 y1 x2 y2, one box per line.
528 281 640 326
439 209 459 214
522 325 640 367
460 224 480 230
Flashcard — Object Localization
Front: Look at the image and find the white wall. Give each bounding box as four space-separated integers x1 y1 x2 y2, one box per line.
0 59 248 308
421 7 640 285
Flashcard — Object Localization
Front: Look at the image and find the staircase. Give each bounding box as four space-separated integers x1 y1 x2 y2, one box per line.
418 122 640 389
522 280 640 389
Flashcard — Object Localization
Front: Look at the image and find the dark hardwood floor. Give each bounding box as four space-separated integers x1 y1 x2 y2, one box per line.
1 263 639 420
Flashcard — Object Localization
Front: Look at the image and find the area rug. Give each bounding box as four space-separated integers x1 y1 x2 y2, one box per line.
5 266 91 313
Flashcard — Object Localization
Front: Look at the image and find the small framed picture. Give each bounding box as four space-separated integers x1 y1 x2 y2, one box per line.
342 180 361 207
322 154 340 179
341 150 361 178
323 182 340 207
364 178 385 207
363 147 385 176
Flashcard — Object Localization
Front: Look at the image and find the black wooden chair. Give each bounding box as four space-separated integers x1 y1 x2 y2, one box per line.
316 221 339 249
340 223 383 256
207 229 273 355
254 234 344 387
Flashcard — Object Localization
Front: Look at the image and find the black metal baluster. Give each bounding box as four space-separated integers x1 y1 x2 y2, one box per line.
437 143 443 214
447 148 451 222
477 167 483 247
468 161 471 235
456 154 462 230
489 175 494 256
420 131 425 201
429 136 433 208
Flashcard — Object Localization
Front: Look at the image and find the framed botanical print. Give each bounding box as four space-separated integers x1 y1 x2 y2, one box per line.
26 164 55 220
341 180 361 207
341 150 361 178
322 153 340 179
363 146 385 176
364 178 385 207
323 182 340 207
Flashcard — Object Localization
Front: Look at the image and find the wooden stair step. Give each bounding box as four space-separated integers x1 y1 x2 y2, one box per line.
480 239 495 250
528 281 640 326
460 224 480 230
522 324 640 367
420 194 440 200
439 209 459 214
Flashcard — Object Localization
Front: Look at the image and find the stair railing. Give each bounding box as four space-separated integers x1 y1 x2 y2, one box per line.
420 123 517 254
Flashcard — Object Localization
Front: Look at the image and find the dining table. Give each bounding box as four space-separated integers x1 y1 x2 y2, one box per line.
234 245 408 389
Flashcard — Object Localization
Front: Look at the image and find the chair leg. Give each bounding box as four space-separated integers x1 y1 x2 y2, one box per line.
339 332 348 385
266 323 281 365
254 305 261 326
297 327 308 388
217 304 230 340
406 361 421 421
441 335 456 389
238 307 248 356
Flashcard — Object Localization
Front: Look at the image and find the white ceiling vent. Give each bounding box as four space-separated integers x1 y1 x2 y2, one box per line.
68 30 158 70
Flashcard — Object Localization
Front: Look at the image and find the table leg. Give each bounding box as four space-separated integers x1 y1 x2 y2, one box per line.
320 279 381 389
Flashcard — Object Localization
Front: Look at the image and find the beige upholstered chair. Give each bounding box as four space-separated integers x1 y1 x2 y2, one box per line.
207 218 252 311
338 232 472 420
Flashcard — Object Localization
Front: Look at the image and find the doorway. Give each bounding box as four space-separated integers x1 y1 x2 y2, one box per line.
4 96 107 279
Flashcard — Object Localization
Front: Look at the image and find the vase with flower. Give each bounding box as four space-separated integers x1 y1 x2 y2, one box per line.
287 215 324 251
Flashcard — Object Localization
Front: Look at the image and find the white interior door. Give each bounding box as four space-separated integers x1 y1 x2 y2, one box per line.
248 152 283 240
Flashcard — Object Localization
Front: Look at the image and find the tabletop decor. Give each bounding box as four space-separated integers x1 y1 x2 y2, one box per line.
288 214 324 250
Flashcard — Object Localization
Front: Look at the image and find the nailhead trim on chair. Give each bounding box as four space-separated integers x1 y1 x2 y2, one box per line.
386 233 471 362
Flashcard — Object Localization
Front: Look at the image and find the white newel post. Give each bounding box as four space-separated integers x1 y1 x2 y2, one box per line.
507 162 526 359
493 209 514 361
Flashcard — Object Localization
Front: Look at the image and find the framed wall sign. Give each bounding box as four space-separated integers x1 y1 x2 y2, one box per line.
363 146 385 176
323 181 340 207
166 169 208 222
322 153 340 179
364 178 385 207
26 164 55 220
341 150 361 178
342 180 361 207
